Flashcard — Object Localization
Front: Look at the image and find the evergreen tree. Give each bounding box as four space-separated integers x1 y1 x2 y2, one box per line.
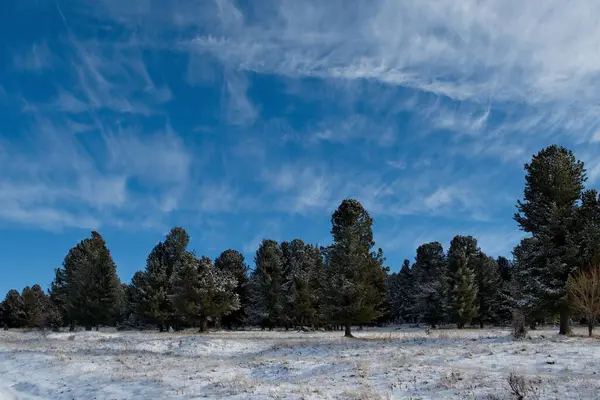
577 189 600 267
495 256 514 325
132 227 190 331
2 290 26 328
214 249 249 329
413 242 448 328
447 236 479 328
247 239 284 329
281 239 322 328
322 199 388 337
514 145 586 334
49 268 68 327
57 231 121 330
21 285 62 330
473 253 501 328
392 259 416 323
450 249 478 328
170 252 239 332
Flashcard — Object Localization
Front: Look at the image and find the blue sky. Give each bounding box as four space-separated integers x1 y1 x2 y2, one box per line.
2 0 600 295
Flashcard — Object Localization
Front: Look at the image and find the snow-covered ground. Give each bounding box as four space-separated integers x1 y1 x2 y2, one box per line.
1 326 599 399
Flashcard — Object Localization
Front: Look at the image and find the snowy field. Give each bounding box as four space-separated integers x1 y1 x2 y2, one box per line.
1 326 599 399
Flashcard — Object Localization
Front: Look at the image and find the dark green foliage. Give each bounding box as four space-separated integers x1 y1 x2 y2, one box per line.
215 249 249 329
131 227 190 331
56 231 121 330
49 268 68 326
170 253 238 331
513 145 586 334
473 253 501 328
412 242 448 328
450 250 478 328
494 256 514 325
387 259 416 324
247 239 285 329
2 290 27 328
577 189 600 267
280 239 322 328
21 285 62 330
447 236 479 328
323 199 388 337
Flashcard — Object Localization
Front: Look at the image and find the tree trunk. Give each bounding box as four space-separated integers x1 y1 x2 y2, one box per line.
559 309 571 335
588 320 594 337
95 326 99 332
69 321 75 332
344 323 353 338
480 319 484 329
198 317 208 333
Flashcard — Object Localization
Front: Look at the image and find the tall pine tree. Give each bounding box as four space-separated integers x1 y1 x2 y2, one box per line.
323 199 388 337
214 249 249 329
447 236 479 328
514 145 586 334
247 239 284 329
131 227 190 331
55 231 121 330
413 242 448 328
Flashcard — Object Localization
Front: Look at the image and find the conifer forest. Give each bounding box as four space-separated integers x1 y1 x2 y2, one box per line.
3 145 600 399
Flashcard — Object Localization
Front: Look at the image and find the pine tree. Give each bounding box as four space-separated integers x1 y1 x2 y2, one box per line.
390 259 416 324
58 231 121 330
21 285 62 330
514 145 586 335
131 227 190 331
323 199 388 337
2 290 27 328
412 242 448 328
577 189 600 267
495 256 514 325
450 249 478 328
473 253 501 328
247 239 284 329
447 236 479 328
281 239 321 328
214 249 249 330
49 268 68 327
170 253 239 332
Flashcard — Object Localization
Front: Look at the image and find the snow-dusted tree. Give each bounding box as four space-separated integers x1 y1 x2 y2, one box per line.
412 242 448 328
514 145 586 335
247 239 284 329
473 253 501 328
450 249 478 328
58 231 122 330
1 289 26 328
281 239 322 328
567 267 600 336
322 199 388 337
447 236 479 328
170 252 239 332
215 249 249 329
387 259 416 324
578 189 600 268
494 256 515 325
131 227 190 331
21 284 62 330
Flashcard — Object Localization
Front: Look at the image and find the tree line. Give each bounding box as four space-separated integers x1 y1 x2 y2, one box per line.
2 145 600 336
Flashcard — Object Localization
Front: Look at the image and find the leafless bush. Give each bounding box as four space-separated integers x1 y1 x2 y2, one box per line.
512 312 527 340
507 372 539 400
568 266 600 337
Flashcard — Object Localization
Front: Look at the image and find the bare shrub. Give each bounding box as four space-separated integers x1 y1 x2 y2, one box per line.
567 266 600 337
511 312 527 340
508 372 527 399
507 372 539 400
